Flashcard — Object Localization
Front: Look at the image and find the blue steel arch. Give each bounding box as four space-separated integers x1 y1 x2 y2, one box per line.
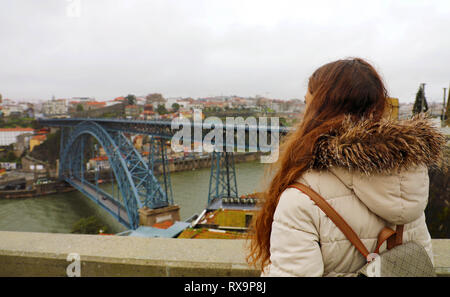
60 121 168 229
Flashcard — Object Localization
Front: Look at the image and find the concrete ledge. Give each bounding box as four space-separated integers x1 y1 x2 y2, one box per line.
432 239 450 276
0 231 448 277
0 231 257 277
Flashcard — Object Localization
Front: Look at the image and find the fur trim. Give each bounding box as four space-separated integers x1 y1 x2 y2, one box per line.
311 115 446 175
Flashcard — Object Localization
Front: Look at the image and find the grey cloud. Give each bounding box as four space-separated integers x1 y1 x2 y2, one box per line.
0 0 449 103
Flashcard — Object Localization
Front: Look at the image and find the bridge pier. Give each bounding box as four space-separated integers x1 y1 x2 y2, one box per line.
138 205 181 227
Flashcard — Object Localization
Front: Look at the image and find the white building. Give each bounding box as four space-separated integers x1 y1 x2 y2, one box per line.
41 99 68 116
0 128 35 146
136 96 146 106
165 97 182 110
1 105 23 117
71 97 95 102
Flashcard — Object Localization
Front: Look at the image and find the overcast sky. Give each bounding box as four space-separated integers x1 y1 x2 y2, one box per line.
1 0 449 103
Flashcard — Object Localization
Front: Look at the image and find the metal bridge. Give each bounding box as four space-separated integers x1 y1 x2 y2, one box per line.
39 117 290 230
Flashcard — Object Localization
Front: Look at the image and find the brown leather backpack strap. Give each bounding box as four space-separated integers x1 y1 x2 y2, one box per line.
387 225 404 249
396 225 404 244
374 225 404 253
288 182 370 259
374 227 396 253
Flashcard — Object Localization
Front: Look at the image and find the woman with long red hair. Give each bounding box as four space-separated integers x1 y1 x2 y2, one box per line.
247 58 445 276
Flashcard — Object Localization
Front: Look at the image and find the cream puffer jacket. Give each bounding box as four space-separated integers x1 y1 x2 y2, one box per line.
262 116 445 277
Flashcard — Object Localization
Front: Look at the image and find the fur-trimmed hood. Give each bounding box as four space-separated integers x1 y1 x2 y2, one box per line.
311 115 446 175
306 115 445 225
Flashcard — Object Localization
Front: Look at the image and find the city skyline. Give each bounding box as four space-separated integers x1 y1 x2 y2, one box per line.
1 1 450 103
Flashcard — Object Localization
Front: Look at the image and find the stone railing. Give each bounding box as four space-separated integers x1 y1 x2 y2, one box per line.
0 231 448 277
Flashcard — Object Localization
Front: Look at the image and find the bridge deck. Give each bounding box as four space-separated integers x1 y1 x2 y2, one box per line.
39 117 291 140
69 179 131 227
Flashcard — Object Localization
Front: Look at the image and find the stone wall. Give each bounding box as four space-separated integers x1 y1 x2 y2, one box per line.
0 231 448 277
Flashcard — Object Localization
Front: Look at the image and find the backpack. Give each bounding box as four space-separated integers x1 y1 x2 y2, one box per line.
288 182 436 277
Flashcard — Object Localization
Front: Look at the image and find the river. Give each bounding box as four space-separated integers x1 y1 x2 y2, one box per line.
0 161 269 234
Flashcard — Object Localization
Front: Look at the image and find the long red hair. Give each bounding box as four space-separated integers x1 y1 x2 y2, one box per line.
247 58 390 271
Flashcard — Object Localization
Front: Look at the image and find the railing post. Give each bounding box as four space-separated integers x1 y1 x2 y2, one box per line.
80 136 84 184
59 127 64 179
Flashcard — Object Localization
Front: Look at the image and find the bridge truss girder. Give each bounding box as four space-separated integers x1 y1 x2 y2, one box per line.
60 121 170 229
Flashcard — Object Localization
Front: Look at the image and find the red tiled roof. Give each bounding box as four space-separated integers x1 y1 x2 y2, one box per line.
37 128 50 134
0 127 34 132
31 135 46 141
86 101 106 106
91 156 108 161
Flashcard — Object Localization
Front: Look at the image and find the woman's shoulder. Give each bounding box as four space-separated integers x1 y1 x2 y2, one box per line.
274 185 321 226
295 168 353 200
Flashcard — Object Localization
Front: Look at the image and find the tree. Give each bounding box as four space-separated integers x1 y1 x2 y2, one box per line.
171 103 180 112
412 85 429 114
125 94 137 106
156 104 168 115
445 88 450 126
29 130 61 166
0 150 18 162
76 104 84 112
426 146 450 238
71 216 108 234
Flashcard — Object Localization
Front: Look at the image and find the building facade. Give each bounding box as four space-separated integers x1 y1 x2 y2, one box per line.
41 99 68 116
0 128 35 146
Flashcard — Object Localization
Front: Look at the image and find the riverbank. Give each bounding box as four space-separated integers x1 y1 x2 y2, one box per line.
154 152 262 174
0 152 263 200
0 181 75 199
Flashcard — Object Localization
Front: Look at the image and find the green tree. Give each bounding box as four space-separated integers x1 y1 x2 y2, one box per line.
412 85 429 114
445 89 450 126
279 117 288 127
29 130 61 166
171 103 180 112
156 104 168 115
0 150 18 162
71 216 108 234
76 104 84 112
125 94 137 106
0 117 35 129
426 146 450 238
